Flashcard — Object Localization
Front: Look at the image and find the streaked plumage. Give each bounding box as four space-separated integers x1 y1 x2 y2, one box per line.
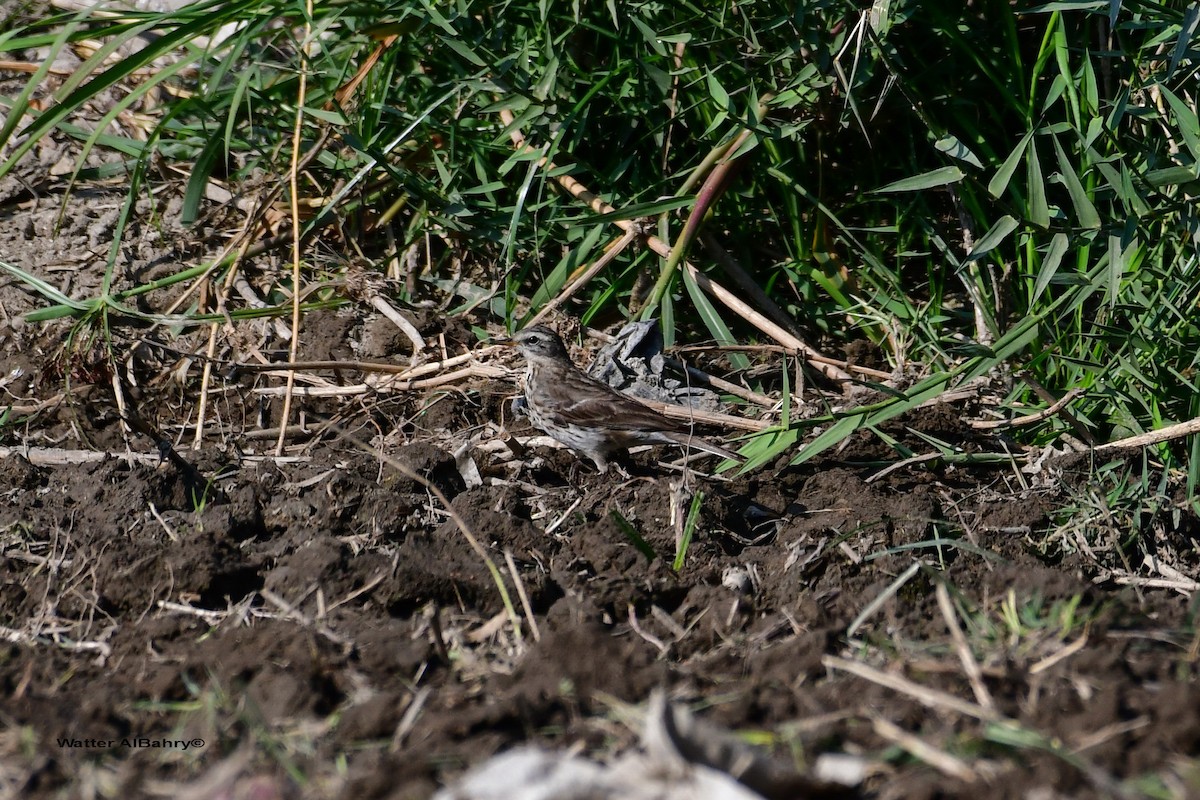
507 326 740 473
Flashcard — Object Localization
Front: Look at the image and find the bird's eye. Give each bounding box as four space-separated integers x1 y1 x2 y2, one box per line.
527 335 540 343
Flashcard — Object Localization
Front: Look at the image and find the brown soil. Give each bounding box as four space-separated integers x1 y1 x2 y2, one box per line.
2 64 1198 800
4 315 1199 800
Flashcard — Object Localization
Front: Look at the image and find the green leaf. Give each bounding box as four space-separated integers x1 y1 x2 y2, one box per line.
300 107 348 126
609 510 658 562
969 215 1019 261
438 34 485 66
1189 436 1200 517
934 134 983 168
2 15 194 180
0 260 92 311
1042 73 1067 114
673 490 704 571
706 71 731 111
872 166 965 193
1158 84 1200 164
1025 3 1106 11
989 130 1033 198
786 315 1044 468
1027 141 1049 228
583 196 695 223
533 56 560 100
630 16 667 56
420 0 461 34
1166 4 1200 81
526 224 607 311
730 132 760 160
181 132 225 225
1031 232 1069 305
0 20 80 168
1145 166 1200 187
681 266 750 370
1051 136 1100 228
1106 234 1125 308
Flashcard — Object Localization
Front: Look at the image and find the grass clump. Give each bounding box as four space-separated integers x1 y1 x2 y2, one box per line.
0 2 1197 477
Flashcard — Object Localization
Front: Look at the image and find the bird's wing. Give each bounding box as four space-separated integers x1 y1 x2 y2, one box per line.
550 371 690 433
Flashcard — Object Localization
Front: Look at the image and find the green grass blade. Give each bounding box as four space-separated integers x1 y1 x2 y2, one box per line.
1157 83 1200 164
680 266 750 370
1031 232 1069 305
969 215 1019 261
1051 135 1100 229
673 491 704 572
873 166 965 193
1026 139 1050 227
989 129 1033 198
610 510 658 563
0 261 93 311
0 18 81 165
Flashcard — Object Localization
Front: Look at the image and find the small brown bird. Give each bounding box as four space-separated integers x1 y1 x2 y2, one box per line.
505 325 741 473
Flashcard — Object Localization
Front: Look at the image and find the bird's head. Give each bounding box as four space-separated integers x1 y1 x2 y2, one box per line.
506 325 570 363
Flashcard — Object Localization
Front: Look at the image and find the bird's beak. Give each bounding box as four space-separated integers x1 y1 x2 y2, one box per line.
495 336 517 348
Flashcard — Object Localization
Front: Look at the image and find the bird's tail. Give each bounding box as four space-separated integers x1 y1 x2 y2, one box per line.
661 431 744 464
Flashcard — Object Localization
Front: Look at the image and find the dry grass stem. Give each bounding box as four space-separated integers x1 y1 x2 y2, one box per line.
866 452 953 484
1028 631 1090 675
1106 575 1199 594
1020 373 1095 446
252 364 508 397
390 686 432 752
1094 414 1200 452
1070 716 1151 754
237 349 495 379
504 549 541 644
846 560 924 637
627 604 669 654
638 398 773 432
527 227 640 328
969 389 1084 430
675 342 892 380
260 588 352 650
872 716 978 782
277 6 316 457
0 446 162 467
701 231 809 340
495 107 849 383
366 293 427 358
682 262 852 384
823 655 1001 723
663 356 777 409
936 583 996 712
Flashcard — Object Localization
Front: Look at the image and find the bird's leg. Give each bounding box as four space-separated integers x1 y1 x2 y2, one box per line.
605 450 643 479
567 458 594 485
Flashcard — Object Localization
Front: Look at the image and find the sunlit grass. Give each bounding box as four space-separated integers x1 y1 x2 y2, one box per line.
0 1 1196 509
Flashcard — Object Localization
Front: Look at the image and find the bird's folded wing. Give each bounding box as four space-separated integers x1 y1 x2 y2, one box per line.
551 379 691 433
